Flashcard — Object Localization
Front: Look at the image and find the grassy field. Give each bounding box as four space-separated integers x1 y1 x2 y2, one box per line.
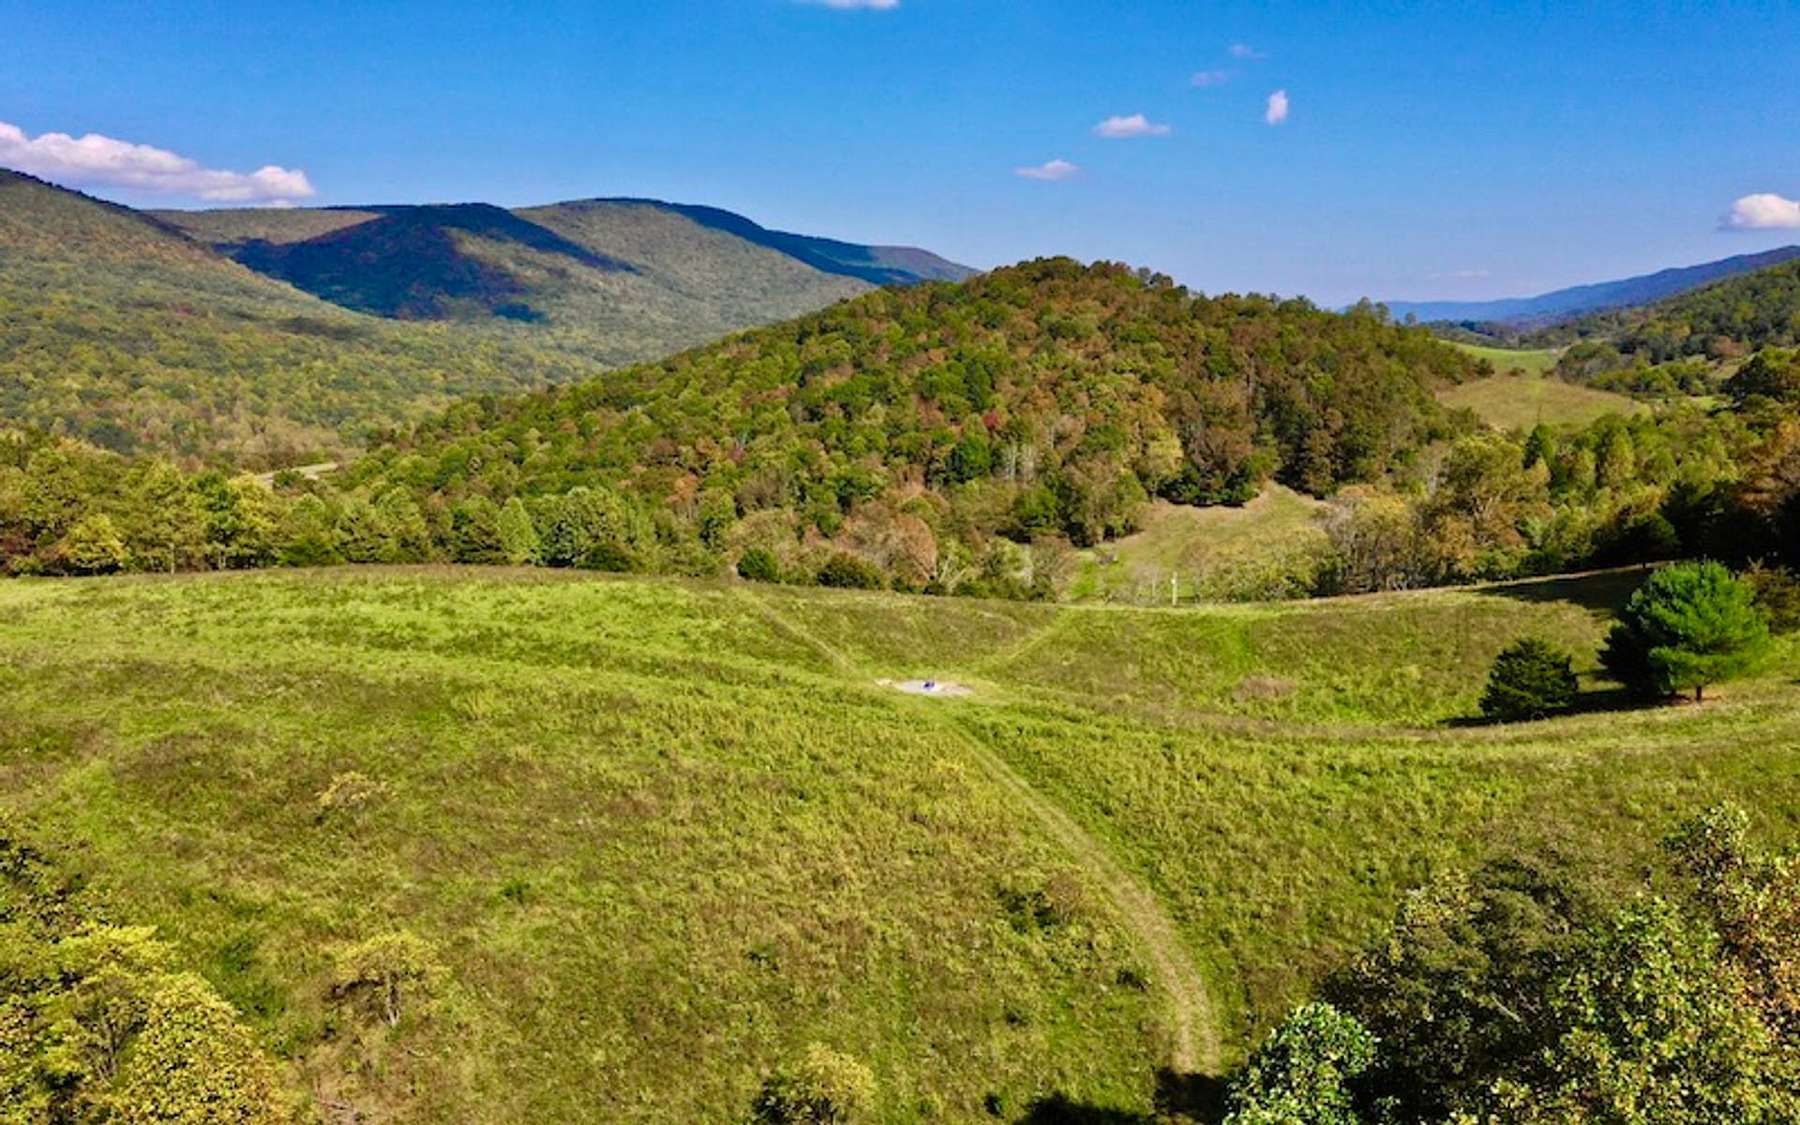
1068 488 1328 604
1447 341 1561 376
0 568 1795 1121
1440 340 1648 431
1439 367 1644 431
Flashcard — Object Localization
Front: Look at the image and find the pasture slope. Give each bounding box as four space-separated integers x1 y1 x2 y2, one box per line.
0 568 1796 1121
1439 341 1644 430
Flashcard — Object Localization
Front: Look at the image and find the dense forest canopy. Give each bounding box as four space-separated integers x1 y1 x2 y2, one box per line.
336 258 1480 577
9 252 1800 596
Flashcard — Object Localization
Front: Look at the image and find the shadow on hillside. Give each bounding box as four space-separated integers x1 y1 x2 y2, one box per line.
1016 1069 1227 1124
1443 683 1662 729
1468 567 1648 614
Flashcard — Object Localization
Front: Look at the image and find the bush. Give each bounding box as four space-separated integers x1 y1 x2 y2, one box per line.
815 553 885 590
1223 1002 1376 1125
1480 637 1579 721
736 547 782 584
751 1044 875 1123
330 931 445 1027
1601 562 1771 701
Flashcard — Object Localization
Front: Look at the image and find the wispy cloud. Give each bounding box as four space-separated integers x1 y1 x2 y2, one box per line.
1264 90 1290 126
1093 113 1172 139
0 120 314 204
1015 158 1079 182
1427 268 1493 281
1191 69 1231 88
1229 43 1265 60
1722 192 1800 230
796 0 899 8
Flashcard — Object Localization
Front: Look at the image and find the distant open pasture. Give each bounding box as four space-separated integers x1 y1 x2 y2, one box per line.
1439 353 1645 430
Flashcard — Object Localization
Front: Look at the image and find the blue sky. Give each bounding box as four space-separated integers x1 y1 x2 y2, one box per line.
5 0 1799 305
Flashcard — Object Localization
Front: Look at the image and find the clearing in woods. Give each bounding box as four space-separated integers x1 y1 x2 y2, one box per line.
1439 342 1643 430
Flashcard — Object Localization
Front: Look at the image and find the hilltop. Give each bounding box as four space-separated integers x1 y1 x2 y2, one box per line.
343 257 1483 588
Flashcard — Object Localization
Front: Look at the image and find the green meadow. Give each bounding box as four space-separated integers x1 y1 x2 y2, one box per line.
1068 488 1329 605
1447 341 1561 377
0 568 1795 1120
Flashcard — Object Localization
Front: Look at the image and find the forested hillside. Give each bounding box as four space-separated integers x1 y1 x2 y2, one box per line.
338 258 1481 586
0 175 977 469
0 172 602 465
157 201 870 365
1562 256 1800 360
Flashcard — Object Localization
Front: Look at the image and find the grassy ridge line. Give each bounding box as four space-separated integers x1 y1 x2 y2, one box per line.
746 587 1220 1074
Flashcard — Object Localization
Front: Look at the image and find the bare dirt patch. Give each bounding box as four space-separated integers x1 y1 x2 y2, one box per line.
879 678 974 698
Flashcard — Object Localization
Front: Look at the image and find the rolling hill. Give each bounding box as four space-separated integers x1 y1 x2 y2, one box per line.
1550 255 1800 360
1381 245 1800 328
0 564 1794 1119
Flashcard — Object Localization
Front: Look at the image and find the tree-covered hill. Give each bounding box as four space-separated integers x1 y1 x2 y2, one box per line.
0 171 603 466
1584 256 1800 360
343 258 1482 586
1450 256 1800 361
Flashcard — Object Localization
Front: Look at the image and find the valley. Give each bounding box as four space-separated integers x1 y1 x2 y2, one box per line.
5 19 1800 1114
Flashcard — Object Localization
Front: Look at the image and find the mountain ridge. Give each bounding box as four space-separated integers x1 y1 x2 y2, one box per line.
153 195 975 329
1380 245 1800 327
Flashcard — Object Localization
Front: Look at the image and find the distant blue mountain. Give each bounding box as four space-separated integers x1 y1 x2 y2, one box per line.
1381 246 1800 327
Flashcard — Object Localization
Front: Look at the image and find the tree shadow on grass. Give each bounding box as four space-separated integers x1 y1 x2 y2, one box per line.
1441 683 1663 729
1468 567 1648 614
1016 1070 1228 1124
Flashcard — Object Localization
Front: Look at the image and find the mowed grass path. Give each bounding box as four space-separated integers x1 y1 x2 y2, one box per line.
1 568 1796 1118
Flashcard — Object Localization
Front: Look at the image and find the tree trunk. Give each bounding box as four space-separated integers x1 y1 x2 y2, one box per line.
1694 684 1704 703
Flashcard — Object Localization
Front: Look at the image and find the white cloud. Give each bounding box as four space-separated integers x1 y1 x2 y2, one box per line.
1191 69 1231 87
1264 89 1290 125
1229 43 1265 59
797 0 898 8
1093 113 1172 139
0 120 314 205
1015 158 1079 182
1723 192 1800 230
